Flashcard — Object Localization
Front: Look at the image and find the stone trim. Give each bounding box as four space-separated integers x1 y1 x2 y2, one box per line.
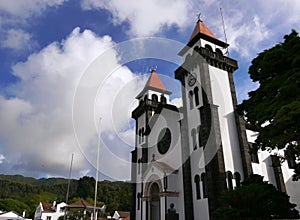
159 191 179 197
195 47 238 72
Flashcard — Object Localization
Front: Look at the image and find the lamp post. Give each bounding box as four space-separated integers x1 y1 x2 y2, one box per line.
93 117 101 220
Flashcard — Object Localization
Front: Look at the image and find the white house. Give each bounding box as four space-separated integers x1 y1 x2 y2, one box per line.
111 211 130 220
34 201 66 220
0 211 31 220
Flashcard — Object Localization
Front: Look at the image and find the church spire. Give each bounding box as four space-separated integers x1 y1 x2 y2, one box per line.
185 19 228 49
188 19 217 42
145 69 167 91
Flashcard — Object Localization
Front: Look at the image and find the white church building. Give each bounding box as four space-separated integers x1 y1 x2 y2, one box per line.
130 19 300 220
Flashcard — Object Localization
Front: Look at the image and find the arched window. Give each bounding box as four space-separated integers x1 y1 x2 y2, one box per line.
141 127 145 143
226 171 233 190
197 125 201 148
137 192 141 210
205 44 213 51
189 91 194 109
215 48 223 55
191 128 197 150
138 158 141 174
194 174 201 200
138 129 142 144
201 173 207 198
160 95 167 104
194 86 199 106
234 172 241 188
152 94 158 103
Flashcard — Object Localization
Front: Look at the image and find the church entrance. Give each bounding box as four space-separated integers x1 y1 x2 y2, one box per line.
150 183 160 220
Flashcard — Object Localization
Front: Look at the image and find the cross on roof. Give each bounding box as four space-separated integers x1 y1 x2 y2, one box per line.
150 65 157 72
196 13 202 21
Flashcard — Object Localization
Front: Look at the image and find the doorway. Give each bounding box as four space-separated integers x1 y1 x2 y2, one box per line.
150 183 160 220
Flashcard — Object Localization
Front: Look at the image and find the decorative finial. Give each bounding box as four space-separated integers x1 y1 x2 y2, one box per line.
196 13 202 22
150 65 157 72
152 154 156 161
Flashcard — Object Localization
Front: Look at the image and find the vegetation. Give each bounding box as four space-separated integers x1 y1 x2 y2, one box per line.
216 174 300 219
0 175 131 218
238 30 300 180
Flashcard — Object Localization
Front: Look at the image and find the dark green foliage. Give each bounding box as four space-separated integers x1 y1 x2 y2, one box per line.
0 175 131 218
216 174 300 219
0 198 30 216
238 30 300 179
77 176 95 199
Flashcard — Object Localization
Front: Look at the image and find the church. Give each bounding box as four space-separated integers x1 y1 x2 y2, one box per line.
130 19 300 220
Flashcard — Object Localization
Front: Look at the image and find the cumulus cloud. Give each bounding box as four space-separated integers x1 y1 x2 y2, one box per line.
0 154 5 164
1 29 32 50
80 0 299 59
171 97 183 108
0 27 145 179
0 0 67 18
81 0 193 37
203 0 300 58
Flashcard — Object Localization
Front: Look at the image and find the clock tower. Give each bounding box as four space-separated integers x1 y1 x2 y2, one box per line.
174 19 252 219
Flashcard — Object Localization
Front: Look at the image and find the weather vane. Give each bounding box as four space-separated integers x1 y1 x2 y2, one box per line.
150 65 158 72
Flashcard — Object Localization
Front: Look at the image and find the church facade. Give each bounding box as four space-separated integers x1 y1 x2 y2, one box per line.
130 20 300 220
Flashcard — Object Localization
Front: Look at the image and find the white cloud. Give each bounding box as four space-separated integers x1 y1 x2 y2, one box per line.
80 0 300 58
0 154 5 164
171 97 183 108
0 0 67 18
0 0 68 50
81 0 192 37
1 29 32 50
0 27 145 179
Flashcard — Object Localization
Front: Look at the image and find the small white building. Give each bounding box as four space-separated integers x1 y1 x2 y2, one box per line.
111 211 130 220
34 201 66 220
0 211 31 220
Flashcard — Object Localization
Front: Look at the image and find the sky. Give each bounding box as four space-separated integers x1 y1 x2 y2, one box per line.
0 0 299 181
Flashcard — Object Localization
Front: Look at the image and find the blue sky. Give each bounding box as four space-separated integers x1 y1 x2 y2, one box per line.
0 0 299 181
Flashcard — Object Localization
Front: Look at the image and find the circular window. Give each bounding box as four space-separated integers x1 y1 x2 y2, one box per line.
157 128 171 154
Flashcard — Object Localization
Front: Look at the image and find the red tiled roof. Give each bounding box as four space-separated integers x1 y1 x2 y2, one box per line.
67 200 95 209
146 70 166 91
189 20 217 42
42 203 55 213
117 211 130 218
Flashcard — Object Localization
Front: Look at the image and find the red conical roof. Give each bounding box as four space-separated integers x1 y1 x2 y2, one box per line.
189 20 216 42
146 70 166 91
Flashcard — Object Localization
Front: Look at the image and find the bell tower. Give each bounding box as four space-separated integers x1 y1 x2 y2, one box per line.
175 19 252 220
131 69 172 220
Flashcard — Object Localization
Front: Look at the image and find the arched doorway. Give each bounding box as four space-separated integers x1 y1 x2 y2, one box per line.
150 183 160 220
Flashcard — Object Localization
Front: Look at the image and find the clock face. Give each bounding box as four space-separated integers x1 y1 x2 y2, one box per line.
188 73 197 86
157 128 171 155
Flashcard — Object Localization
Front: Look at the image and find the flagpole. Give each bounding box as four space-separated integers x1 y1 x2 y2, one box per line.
64 153 74 220
93 117 101 220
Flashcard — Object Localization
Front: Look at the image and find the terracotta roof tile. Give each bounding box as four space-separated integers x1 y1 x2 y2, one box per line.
42 203 55 213
117 211 130 218
146 70 166 91
189 20 217 42
68 200 94 208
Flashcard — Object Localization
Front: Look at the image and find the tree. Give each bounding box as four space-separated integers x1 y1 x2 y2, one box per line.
77 176 95 199
216 174 299 219
238 30 300 180
0 198 30 217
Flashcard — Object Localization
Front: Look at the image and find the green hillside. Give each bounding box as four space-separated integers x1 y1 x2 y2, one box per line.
0 174 131 218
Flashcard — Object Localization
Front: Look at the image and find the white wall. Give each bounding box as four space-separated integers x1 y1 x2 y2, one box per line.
210 65 244 179
247 130 300 211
